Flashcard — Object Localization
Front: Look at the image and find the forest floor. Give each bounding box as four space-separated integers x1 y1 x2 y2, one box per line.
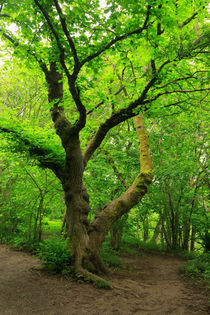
0 244 209 315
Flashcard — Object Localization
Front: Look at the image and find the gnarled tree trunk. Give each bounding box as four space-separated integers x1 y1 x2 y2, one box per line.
38 61 154 284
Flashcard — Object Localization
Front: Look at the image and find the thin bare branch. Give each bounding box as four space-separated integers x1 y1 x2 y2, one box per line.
144 88 210 104
77 5 152 73
52 0 79 65
156 71 208 89
101 149 129 189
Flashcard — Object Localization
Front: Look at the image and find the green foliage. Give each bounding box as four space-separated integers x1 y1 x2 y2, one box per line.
101 240 122 268
10 237 40 252
121 235 163 253
42 220 62 235
181 253 210 281
38 236 73 274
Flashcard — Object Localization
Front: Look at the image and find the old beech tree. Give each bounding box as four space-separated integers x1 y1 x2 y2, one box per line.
0 0 209 282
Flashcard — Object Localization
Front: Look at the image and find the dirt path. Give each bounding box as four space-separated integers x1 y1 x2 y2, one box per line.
0 245 209 315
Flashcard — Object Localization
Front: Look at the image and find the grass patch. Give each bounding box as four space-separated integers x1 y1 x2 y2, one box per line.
95 280 111 289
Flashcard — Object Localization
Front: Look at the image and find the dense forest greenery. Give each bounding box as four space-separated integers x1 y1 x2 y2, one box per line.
0 0 209 285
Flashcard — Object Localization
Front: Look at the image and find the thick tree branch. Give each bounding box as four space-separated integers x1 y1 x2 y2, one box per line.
34 0 86 133
68 83 87 132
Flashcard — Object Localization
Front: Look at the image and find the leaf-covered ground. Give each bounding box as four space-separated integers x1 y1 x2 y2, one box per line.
0 245 209 314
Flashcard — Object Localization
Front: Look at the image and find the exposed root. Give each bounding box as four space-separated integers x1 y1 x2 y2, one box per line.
75 267 113 289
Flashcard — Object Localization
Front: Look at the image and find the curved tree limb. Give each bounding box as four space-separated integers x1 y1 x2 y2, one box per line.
89 115 153 244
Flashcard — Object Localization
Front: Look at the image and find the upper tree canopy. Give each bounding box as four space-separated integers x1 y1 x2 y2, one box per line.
0 0 209 167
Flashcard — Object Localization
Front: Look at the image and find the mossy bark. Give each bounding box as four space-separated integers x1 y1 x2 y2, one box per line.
85 115 153 272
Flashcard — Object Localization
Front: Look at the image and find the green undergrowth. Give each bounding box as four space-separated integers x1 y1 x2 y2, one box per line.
167 248 197 260
101 240 122 269
37 236 74 276
179 252 210 282
9 237 41 253
121 235 164 253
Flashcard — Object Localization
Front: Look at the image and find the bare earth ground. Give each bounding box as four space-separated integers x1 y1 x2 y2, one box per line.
0 245 209 315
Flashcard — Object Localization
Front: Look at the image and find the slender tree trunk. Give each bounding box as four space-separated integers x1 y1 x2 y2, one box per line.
190 225 195 252
33 196 44 241
151 218 161 243
61 211 68 237
143 216 149 242
182 222 190 251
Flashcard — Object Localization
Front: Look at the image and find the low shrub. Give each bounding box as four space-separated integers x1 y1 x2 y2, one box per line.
10 237 40 252
38 236 73 274
181 252 210 281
